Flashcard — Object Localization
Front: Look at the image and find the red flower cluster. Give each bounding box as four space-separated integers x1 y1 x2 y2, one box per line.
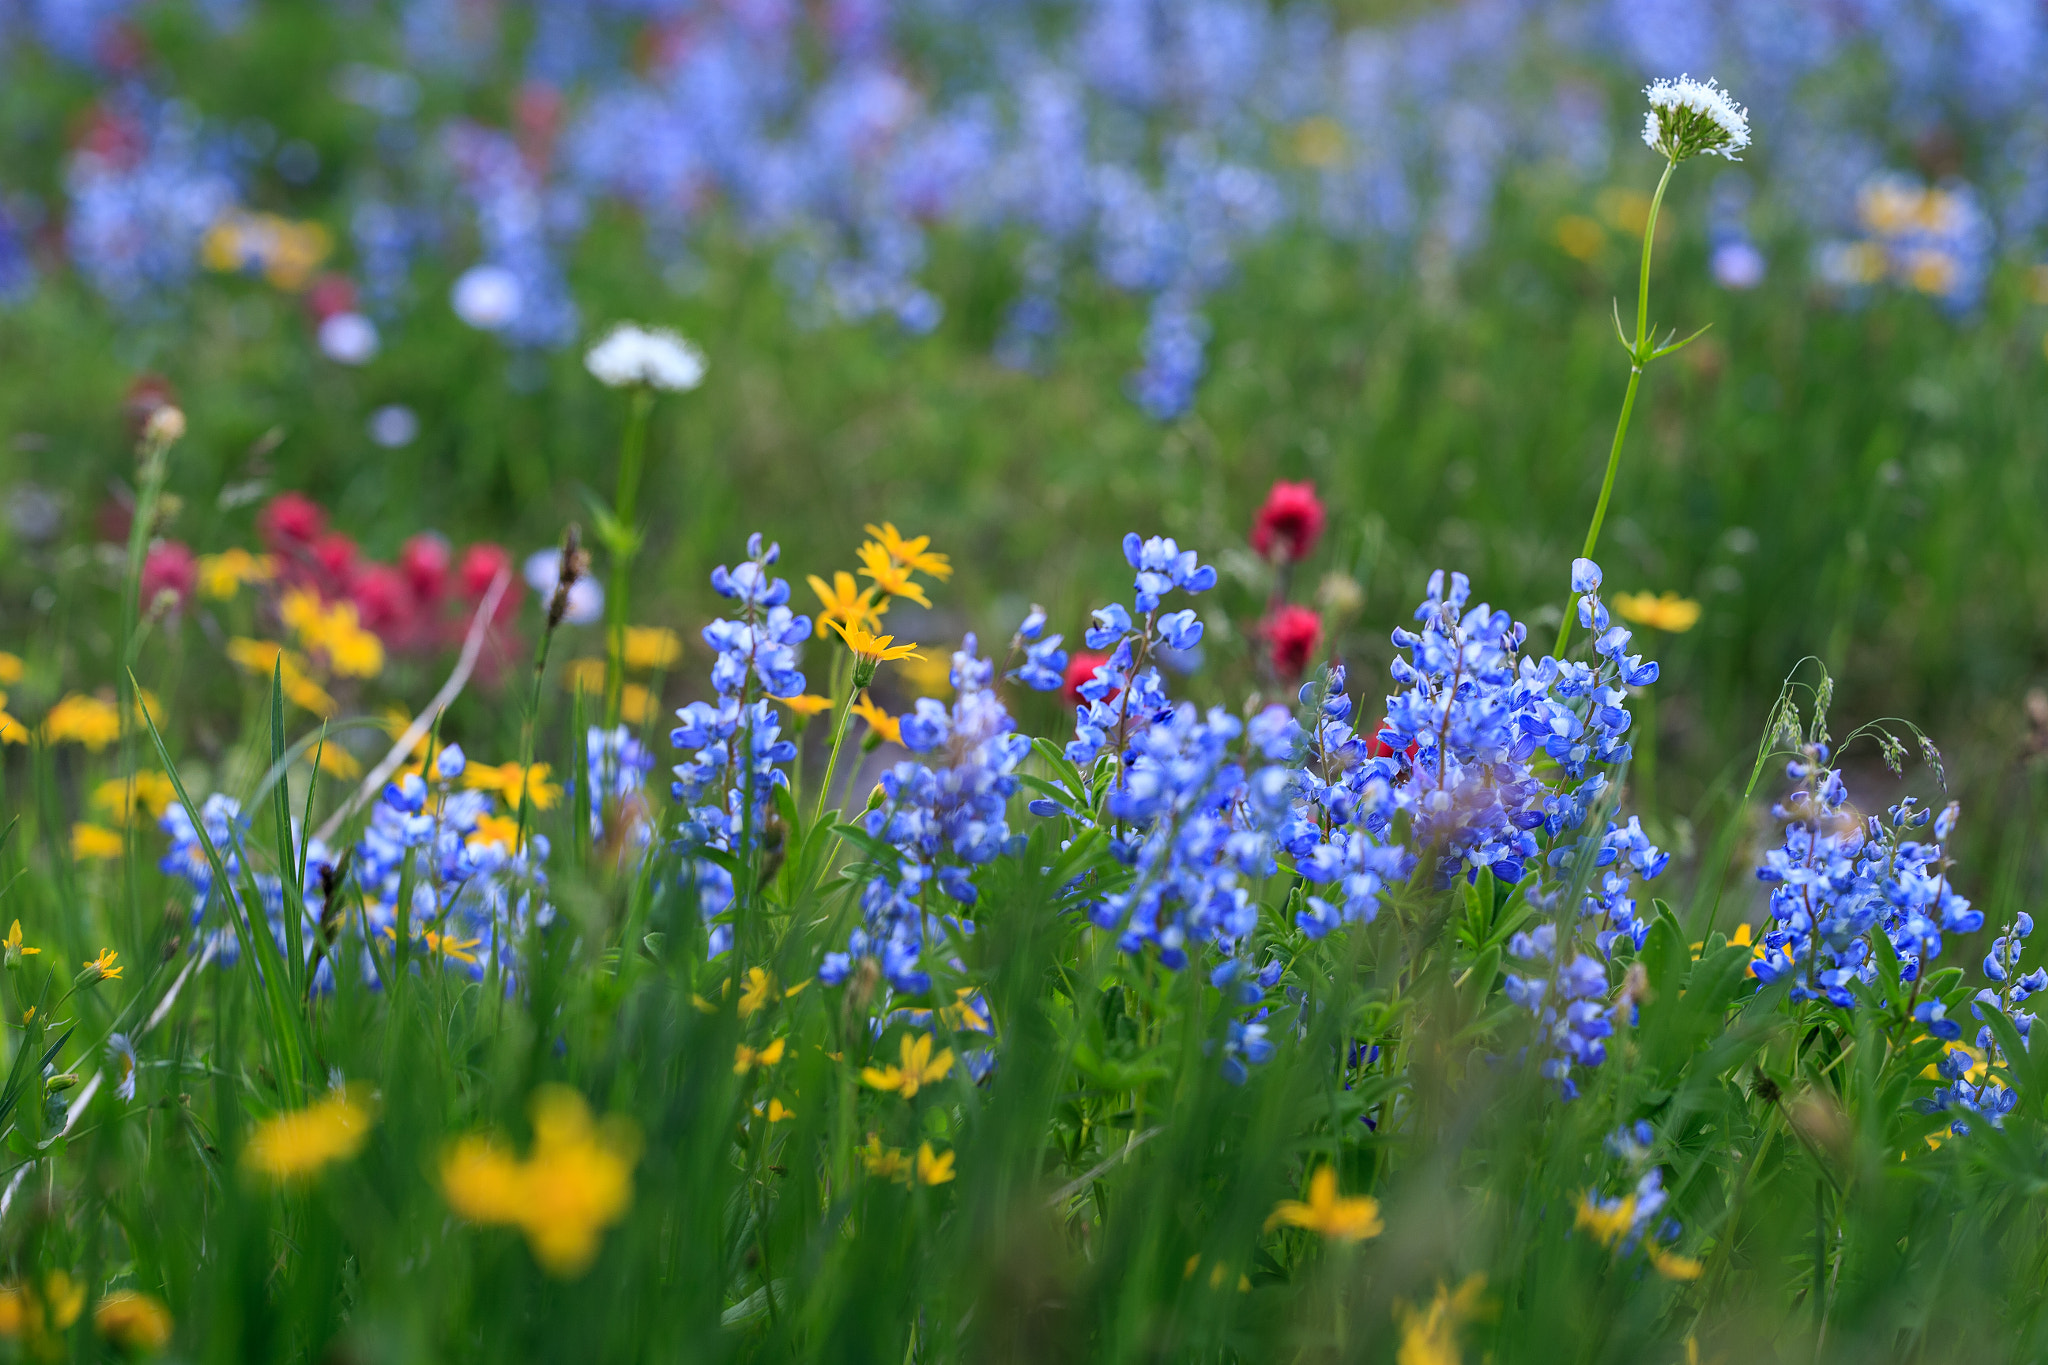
258 492 522 657
1260 605 1324 682
140 541 196 611
1250 480 1326 564
1062 651 1115 708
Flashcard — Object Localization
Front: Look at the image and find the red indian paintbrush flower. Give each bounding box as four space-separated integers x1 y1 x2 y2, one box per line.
1062 650 1114 708
1250 480 1326 563
1262 605 1324 680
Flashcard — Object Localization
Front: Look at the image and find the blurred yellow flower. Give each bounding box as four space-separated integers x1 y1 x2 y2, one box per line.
623 626 682 671
464 761 562 811
201 209 332 291
1649 1247 1703 1281
1289 115 1346 168
42 693 120 750
764 1098 795 1123
859 1133 911 1181
225 638 338 716
898 649 954 698
244 1088 374 1181
440 1086 640 1278
734 1038 787 1074
1266 1167 1383 1243
0 695 24 746
0 652 21 685
777 693 836 717
468 813 522 854
915 1142 955 1186
619 684 658 725
1394 1274 1487 1365
828 619 923 664
737 966 777 1018
863 523 952 581
861 1033 954 1099
808 571 884 638
93 1289 174 1352
1573 1192 1637 1249
197 548 276 600
314 744 362 780
71 823 124 862
1555 214 1605 262
281 590 384 678
1612 591 1701 634
560 657 609 696
93 772 178 824
850 692 900 746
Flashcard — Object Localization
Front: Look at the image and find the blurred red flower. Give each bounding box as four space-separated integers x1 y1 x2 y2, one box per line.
1250 480 1326 563
141 540 196 611
1262 605 1323 680
1062 650 1114 708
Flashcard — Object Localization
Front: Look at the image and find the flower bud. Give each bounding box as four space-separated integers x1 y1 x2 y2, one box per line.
143 405 186 447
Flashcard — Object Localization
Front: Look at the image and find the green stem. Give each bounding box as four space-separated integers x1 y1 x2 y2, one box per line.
605 388 656 728
1558 158 1676 656
811 685 861 829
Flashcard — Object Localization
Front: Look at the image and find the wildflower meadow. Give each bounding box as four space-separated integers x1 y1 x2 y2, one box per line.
5 3 2048 1363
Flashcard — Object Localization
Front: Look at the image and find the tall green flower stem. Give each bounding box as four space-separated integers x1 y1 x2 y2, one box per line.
603 387 656 728
118 409 183 945
812 659 874 828
1558 156 1707 655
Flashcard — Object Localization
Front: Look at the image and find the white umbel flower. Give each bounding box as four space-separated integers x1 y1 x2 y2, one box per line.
1641 76 1750 163
584 323 707 392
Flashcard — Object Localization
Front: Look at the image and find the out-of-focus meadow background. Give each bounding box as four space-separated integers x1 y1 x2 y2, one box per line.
4 0 2047 885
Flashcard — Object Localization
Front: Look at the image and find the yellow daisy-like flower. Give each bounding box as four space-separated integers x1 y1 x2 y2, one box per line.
93 1289 174 1352
244 1088 374 1181
1266 1167 1384 1243
915 1142 956 1186
1394 1275 1488 1365
827 619 923 665
862 523 953 581
92 772 179 825
0 695 25 746
808 571 884 639
3 920 40 964
853 541 933 608
859 1133 911 1181
71 823 124 862
0 652 22 686
1573 1191 1638 1249
81 948 123 982
619 684 658 725
777 694 836 717
860 1033 954 1099
280 589 384 679
560 657 609 696
42 693 121 750
197 547 276 600
623 626 683 671
463 762 562 812
225 638 339 717
1612 591 1702 634
440 1086 640 1278
733 1038 787 1074
850 692 901 746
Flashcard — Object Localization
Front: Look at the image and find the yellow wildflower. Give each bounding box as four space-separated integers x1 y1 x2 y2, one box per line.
734 1038 787 1074
0 652 21 685
463 762 562 811
1289 115 1346 168
1395 1275 1488 1365
916 1142 956 1186
853 541 933 607
808 571 885 638
850 692 902 746
1554 214 1605 262
82 948 123 982
42 693 121 750
1573 1192 1637 1249
777 694 836 717
827 619 923 666
1612 591 1702 634
764 1098 795 1123
92 772 179 824
1649 1247 1704 1281
71 823 124 862
244 1088 375 1181
197 547 276 600
861 1033 954 1099
4 920 39 964
623 626 683 671
617 683 657 725
440 1086 640 1278
0 696 24 746
859 1133 911 1181
314 744 362 780
467 813 523 855
560 658 609 696
862 523 952 581
1267 1167 1384 1243
225 638 337 716
737 967 779 1018
280 589 384 678
898 649 954 698
93 1289 174 1352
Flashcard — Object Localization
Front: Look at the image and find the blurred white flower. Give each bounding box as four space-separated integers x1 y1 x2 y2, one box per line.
317 311 379 365
1641 76 1750 163
452 264 522 331
367 404 419 448
524 547 604 624
584 322 707 391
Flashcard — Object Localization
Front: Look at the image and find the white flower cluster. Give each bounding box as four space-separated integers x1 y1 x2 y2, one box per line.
583 322 707 392
1641 76 1750 163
